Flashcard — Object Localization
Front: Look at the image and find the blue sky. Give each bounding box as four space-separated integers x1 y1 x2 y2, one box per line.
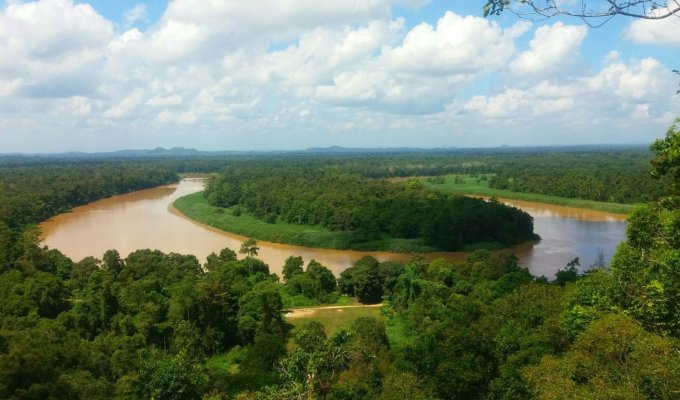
1 0 679 152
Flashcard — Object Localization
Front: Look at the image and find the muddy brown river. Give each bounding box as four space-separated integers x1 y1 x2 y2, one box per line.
40 178 627 278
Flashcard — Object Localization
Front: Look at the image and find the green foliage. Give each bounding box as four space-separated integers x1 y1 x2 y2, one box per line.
282 256 304 281
525 314 680 399
237 282 286 345
0 163 177 230
483 149 665 204
285 260 338 304
203 166 537 251
560 269 621 340
422 173 635 214
379 372 435 400
651 118 680 187
483 284 568 399
239 239 260 258
130 350 207 400
553 257 581 286
611 206 680 335
280 323 353 398
338 256 384 304
1 142 678 399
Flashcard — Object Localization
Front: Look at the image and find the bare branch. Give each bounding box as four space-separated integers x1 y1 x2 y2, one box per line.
484 0 680 23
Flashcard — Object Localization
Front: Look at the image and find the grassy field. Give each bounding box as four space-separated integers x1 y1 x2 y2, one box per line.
173 192 436 252
286 306 384 336
285 304 412 352
420 175 636 215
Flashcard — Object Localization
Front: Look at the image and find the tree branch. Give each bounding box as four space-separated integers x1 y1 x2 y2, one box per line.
484 0 680 25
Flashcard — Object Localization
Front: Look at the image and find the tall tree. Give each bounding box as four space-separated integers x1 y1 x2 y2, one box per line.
239 239 260 258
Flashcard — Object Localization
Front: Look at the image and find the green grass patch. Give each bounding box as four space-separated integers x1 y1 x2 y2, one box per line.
205 345 279 395
421 175 635 215
385 314 410 350
285 305 384 351
286 306 384 336
205 346 245 375
174 192 438 252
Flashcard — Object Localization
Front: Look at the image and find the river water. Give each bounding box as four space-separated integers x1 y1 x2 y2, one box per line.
40 178 627 278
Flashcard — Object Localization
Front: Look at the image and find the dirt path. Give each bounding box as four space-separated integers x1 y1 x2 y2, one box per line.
285 303 383 319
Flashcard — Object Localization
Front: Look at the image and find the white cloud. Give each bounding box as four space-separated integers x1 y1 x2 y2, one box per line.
0 0 677 152
463 88 575 118
585 58 668 101
510 22 587 77
123 4 149 29
313 12 530 113
103 89 144 119
460 58 675 124
0 79 22 98
382 12 529 75
625 16 680 45
147 95 183 107
0 0 113 97
158 110 197 125
161 0 392 38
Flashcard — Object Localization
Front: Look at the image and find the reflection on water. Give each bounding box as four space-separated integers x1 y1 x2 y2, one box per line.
41 179 627 278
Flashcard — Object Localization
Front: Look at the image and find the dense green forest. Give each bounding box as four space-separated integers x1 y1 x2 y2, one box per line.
4 145 663 206
0 164 177 229
486 151 667 203
0 133 679 398
202 167 537 251
185 146 662 205
3 230 680 399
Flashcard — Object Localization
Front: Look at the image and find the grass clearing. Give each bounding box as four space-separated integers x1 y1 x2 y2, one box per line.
205 346 245 375
286 305 384 336
285 306 385 350
385 314 410 349
420 175 635 215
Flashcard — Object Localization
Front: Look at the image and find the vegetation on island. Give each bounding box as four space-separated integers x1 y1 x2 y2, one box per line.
199 167 538 252
174 192 434 253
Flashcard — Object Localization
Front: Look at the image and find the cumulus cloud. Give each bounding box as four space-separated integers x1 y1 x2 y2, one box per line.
147 95 183 107
102 89 144 119
123 4 149 29
459 58 676 133
0 0 678 152
509 22 587 77
625 16 680 45
161 0 392 38
0 0 114 97
382 12 529 75
158 110 197 125
313 12 530 113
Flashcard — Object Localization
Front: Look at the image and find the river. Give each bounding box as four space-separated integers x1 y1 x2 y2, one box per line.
40 178 627 278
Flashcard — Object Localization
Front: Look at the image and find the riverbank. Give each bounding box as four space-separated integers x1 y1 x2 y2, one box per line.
173 192 439 253
416 175 635 215
41 178 627 278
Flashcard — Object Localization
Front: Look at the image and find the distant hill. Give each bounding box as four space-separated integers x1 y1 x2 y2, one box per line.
0 144 651 162
0 147 244 160
302 145 458 154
